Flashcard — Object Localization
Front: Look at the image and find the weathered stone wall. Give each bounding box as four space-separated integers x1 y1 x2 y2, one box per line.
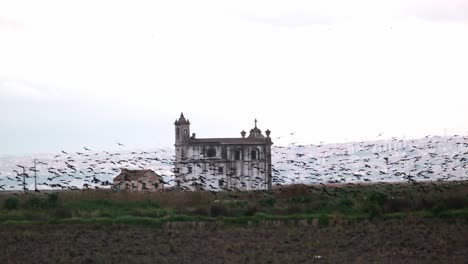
175 143 271 191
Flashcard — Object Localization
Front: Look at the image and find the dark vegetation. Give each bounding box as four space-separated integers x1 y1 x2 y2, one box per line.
1 181 468 225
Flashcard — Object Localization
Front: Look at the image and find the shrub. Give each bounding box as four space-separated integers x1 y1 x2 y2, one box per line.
362 191 388 219
24 211 49 221
427 196 467 216
143 199 160 209
244 205 258 216
441 196 467 210
210 203 230 217
259 196 277 207
190 206 210 216
188 192 205 206
229 200 248 208
286 204 303 214
412 197 436 211
3 197 19 210
305 199 326 213
24 196 44 209
383 198 412 213
318 214 330 227
138 209 167 218
53 207 73 219
288 196 312 204
431 202 447 216
367 191 388 206
47 193 59 208
364 203 383 219
336 198 354 212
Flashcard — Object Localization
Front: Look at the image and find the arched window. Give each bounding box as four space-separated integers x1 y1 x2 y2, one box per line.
184 129 188 138
176 127 180 140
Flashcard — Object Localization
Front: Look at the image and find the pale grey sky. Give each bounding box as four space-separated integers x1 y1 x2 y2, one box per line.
1 0 467 155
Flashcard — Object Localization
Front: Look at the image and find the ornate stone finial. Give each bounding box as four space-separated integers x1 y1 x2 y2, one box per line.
241 130 246 138
265 129 271 137
175 112 190 125
254 118 258 128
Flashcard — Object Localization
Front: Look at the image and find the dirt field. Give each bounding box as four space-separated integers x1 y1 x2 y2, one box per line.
1 218 467 263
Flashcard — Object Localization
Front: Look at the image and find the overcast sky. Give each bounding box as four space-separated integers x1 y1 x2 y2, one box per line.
1 0 468 155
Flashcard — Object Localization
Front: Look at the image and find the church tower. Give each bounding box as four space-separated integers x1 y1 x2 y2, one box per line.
174 112 190 146
174 113 190 187
174 112 191 167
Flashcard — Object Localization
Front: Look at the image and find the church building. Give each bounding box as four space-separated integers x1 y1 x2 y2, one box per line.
173 113 273 191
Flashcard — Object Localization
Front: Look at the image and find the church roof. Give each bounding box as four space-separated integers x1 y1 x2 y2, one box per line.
174 114 273 145
189 137 272 145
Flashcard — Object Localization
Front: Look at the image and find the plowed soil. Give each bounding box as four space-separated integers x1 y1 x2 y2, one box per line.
1 219 467 263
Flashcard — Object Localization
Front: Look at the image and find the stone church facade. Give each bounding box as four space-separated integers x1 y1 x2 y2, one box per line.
173 113 273 191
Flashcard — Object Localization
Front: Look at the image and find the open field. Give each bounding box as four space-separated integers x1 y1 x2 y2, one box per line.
1 182 468 263
1 219 468 263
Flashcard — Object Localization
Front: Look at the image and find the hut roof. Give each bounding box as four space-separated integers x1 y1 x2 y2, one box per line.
113 168 161 182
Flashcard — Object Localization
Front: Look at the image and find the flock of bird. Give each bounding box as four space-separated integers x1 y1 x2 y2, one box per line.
271 135 468 186
0 144 174 192
0 133 467 192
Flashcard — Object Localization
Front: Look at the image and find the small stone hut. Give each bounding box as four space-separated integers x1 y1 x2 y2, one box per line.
113 168 164 191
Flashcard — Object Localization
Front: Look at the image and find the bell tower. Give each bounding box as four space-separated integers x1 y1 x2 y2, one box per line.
174 112 191 188
174 112 190 146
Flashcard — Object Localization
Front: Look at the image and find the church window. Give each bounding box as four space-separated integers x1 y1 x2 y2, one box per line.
142 182 147 189
188 166 192 173
218 179 224 187
184 129 188 138
251 150 257 160
234 150 241 160
207 147 216 157
222 148 227 159
218 167 224 173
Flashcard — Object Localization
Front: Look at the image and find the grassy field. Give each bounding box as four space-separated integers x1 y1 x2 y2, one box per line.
1 181 468 225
